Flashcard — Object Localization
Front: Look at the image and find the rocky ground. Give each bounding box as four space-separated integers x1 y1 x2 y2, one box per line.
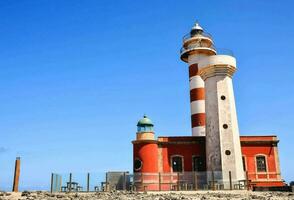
0 191 293 200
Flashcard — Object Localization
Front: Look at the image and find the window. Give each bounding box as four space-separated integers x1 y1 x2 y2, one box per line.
137 125 153 132
221 95 226 100
134 158 142 171
172 156 183 172
242 156 246 171
256 156 267 172
193 156 205 171
225 150 231 155
223 124 228 129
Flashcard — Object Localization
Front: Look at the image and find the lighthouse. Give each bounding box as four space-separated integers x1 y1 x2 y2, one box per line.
131 22 285 191
181 23 244 183
180 23 216 136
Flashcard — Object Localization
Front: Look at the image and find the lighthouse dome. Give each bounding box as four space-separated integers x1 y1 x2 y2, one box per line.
137 115 154 132
190 22 204 36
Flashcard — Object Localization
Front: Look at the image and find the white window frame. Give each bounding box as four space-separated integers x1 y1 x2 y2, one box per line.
255 154 268 173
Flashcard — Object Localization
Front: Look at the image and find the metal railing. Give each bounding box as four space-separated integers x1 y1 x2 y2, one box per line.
180 43 216 55
183 32 213 42
51 171 281 192
247 172 281 181
133 171 250 191
180 44 234 57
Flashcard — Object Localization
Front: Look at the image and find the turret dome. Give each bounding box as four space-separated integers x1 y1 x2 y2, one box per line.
137 115 154 127
137 115 154 133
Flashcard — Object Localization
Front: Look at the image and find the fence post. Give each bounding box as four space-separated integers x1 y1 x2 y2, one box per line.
229 171 232 190
105 172 109 192
59 175 62 192
194 172 198 190
50 173 54 193
211 171 215 191
159 173 161 191
177 172 180 191
55 174 59 193
246 171 249 191
69 173 72 192
87 173 90 192
123 172 126 190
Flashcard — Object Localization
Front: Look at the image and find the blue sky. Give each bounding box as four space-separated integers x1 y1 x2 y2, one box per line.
0 0 294 190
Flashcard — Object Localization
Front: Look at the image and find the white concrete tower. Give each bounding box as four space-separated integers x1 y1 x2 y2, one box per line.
198 54 244 184
180 23 216 136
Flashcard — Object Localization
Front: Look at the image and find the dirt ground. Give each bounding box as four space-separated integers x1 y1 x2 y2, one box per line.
0 190 293 200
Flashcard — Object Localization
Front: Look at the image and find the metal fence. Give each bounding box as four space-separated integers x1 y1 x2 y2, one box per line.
133 171 248 191
51 171 268 192
50 172 130 193
51 171 283 192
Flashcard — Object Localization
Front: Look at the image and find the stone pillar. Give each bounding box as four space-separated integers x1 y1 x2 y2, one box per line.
12 157 20 192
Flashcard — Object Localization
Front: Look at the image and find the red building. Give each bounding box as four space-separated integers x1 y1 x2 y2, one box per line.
240 136 283 187
132 116 284 191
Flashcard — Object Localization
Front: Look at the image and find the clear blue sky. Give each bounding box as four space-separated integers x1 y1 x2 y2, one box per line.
0 0 294 190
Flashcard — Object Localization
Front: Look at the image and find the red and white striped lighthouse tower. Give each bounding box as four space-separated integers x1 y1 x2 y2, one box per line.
180 23 216 136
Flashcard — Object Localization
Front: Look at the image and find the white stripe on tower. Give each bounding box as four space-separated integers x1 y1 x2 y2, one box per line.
189 63 205 136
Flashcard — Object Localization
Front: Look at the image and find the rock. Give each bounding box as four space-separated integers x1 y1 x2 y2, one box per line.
21 191 30 197
1 191 293 200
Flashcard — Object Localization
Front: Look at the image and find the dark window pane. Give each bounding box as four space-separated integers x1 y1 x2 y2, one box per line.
193 156 205 171
134 159 142 171
256 156 267 172
172 156 183 172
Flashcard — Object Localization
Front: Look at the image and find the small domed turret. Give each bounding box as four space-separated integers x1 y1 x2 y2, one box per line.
137 115 154 133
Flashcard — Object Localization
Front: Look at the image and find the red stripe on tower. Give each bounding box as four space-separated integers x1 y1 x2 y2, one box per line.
189 64 205 136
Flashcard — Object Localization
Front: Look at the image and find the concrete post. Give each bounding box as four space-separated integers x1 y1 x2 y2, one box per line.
158 173 161 191
12 157 20 192
211 171 215 191
177 173 180 191
246 171 249 190
229 171 232 190
87 173 90 192
54 174 59 192
59 175 62 192
105 173 109 192
123 172 126 191
50 173 54 193
69 173 72 192
194 172 198 190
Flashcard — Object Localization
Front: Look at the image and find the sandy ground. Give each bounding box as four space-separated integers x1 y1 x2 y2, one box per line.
0 191 293 200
